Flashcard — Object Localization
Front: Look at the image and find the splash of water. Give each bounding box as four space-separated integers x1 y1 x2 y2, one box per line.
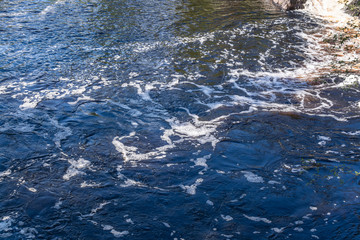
304 0 353 25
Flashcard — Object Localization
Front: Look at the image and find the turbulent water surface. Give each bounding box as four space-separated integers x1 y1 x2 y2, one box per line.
0 0 360 239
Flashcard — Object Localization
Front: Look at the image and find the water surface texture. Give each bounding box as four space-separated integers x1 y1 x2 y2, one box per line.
0 0 360 239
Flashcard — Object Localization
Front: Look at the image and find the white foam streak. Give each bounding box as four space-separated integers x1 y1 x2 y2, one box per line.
102 224 129 238
168 118 219 148
272 227 285 233
16 79 91 110
342 130 360 135
110 229 129 238
221 214 233 221
180 178 203 195
243 214 272 224
40 0 67 16
68 96 94 105
63 158 91 180
193 155 211 169
50 119 72 148
242 171 264 183
112 134 173 163
86 201 110 217
0 170 12 178
112 108 222 163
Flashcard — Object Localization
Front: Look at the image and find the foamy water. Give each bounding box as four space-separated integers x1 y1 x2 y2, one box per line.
300 0 360 76
304 0 353 24
0 0 359 239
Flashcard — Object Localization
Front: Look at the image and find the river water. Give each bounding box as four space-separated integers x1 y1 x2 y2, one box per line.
0 0 360 239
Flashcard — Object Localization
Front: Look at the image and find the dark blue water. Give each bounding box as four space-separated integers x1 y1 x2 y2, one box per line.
0 0 360 239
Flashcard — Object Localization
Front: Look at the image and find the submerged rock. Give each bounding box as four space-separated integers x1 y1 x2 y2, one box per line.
272 0 307 10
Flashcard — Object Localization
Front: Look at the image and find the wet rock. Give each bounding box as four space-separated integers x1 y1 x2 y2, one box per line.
272 0 307 10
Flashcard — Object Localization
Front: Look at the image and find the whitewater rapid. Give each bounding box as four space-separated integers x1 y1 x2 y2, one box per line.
0 0 360 239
